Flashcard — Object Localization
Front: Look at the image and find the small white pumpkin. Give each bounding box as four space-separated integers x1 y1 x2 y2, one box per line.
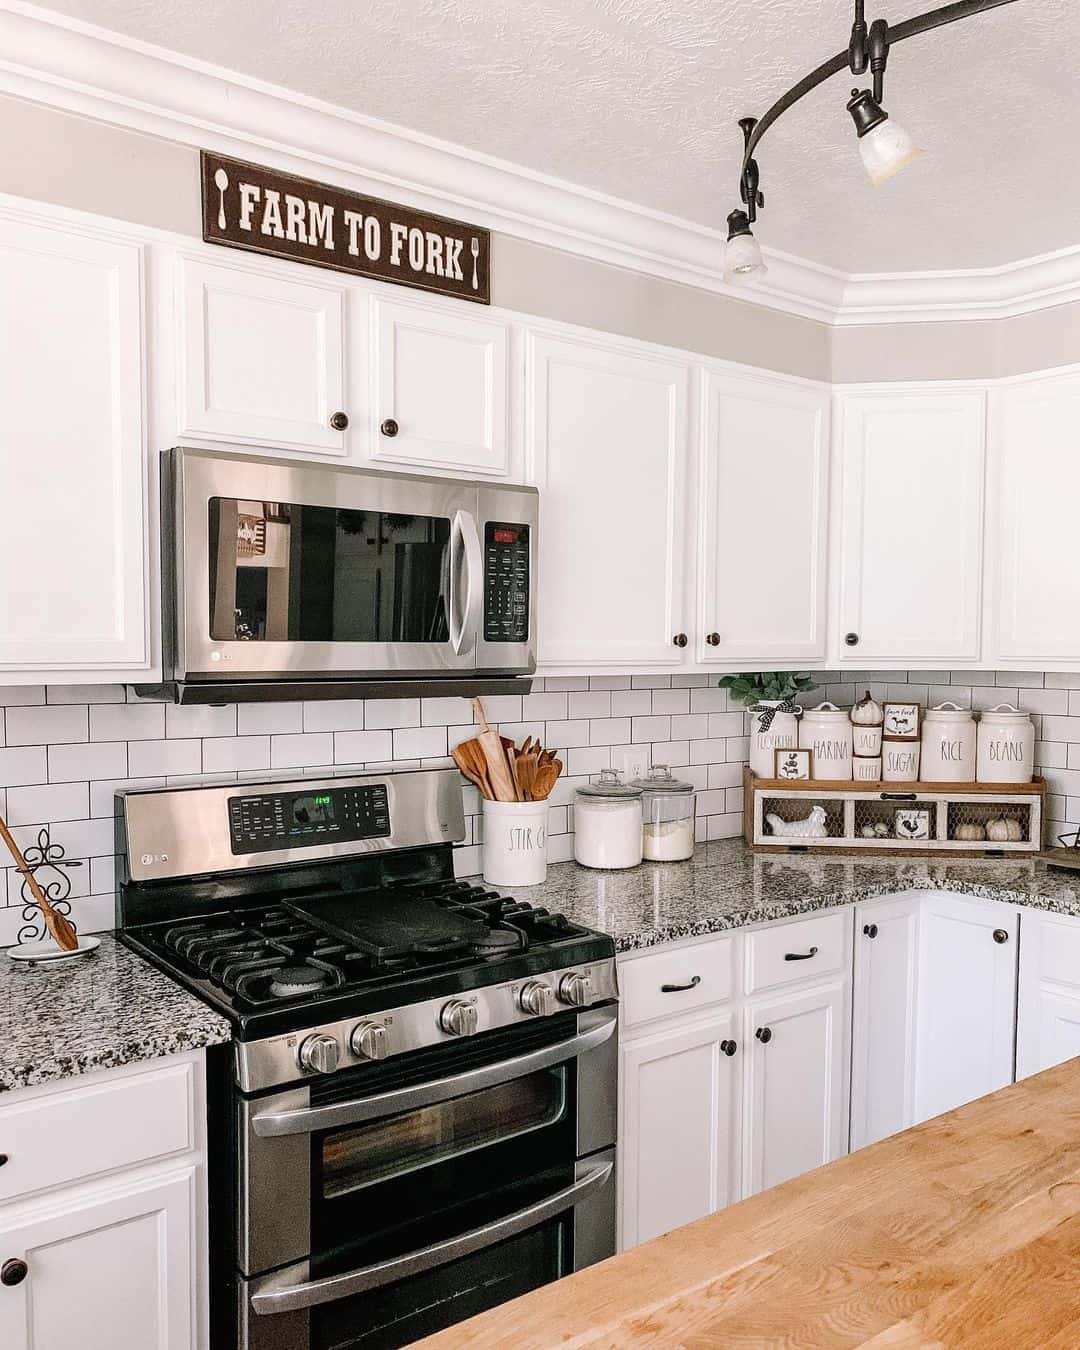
954 823 986 842
986 817 1023 842
851 690 884 727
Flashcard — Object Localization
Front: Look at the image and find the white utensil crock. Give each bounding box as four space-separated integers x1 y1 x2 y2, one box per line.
799 703 853 780
921 701 977 782
749 701 799 778
482 799 548 886
977 704 1035 784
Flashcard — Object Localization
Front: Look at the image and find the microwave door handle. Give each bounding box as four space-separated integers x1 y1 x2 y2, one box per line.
251 1006 616 1137
449 509 483 655
249 1161 613 1314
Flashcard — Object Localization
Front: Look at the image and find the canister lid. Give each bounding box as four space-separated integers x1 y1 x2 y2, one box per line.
980 702 1032 721
799 700 849 719
924 701 975 721
576 768 643 799
631 765 695 795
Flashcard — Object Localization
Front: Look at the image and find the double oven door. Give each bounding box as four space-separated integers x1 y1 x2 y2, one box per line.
166 446 538 684
236 1007 617 1350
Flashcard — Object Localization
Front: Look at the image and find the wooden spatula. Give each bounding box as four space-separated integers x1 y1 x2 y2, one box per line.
452 741 492 798
0 812 79 951
472 699 516 802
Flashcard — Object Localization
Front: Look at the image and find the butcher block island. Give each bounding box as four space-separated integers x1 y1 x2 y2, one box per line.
417 1055 1080 1349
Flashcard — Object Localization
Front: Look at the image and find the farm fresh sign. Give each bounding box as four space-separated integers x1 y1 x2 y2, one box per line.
200 152 491 304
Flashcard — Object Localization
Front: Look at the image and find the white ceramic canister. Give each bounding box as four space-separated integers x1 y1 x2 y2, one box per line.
921 701 977 782
482 799 549 887
852 724 883 758
977 703 1035 784
798 702 853 780
574 770 643 870
748 700 799 779
882 740 921 782
852 756 882 782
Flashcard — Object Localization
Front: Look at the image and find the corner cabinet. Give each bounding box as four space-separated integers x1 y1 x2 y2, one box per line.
1017 907 1080 1079
833 388 987 665
698 372 829 666
0 212 147 672
527 333 690 668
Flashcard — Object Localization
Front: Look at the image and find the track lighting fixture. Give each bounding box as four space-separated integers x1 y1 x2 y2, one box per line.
724 0 1020 285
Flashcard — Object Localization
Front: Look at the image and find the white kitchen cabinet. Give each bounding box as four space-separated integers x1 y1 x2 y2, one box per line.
990 371 1080 663
371 297 509 475
743 980 848 1195
833 388 986 665
0 211 147 672
0 1168 196 1350
1017 907 1080 1079
527 332 690 667
177 255 347 453
619 1012 740 1249
915 894 1017 1121
699 371 829 665
850 895 920 1150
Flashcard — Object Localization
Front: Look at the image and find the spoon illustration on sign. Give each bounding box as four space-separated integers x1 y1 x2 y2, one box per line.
214 168 229 230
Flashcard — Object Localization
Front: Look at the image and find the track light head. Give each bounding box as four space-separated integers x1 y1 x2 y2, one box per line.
724 209 767 284
846 88 922 186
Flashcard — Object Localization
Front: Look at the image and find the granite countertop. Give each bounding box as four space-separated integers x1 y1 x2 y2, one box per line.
495 838 1080 952
0 934 231 1094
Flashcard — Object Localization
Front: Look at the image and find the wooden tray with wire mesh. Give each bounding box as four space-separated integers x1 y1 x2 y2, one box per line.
743 767 1046 856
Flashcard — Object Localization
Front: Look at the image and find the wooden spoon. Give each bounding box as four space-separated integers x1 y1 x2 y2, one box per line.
0 813 79 951
452 741 491 798
532 758 563 801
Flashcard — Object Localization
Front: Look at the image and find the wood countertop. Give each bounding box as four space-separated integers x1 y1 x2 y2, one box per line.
417 1057 1080 1348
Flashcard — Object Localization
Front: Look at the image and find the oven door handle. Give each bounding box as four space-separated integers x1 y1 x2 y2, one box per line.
251 1006 617 1137
449 508 483 655
249 1160 612 1315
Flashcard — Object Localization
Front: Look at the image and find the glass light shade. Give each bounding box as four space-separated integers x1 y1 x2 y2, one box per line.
723 230 767 284
858 118 922 186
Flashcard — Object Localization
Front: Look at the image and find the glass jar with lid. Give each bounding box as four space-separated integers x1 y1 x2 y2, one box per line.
632 765 697 861
574 770 643 870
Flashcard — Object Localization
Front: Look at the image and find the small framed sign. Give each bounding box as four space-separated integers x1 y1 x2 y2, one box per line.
883 702 921 740
774 747 812 780
895 808 932 841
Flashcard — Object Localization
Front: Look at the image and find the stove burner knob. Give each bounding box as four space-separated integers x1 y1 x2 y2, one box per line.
519 981 555 1017
350 1021 389 1062
558 972 592 1008
440 999 479 1037
297 1033 340 1076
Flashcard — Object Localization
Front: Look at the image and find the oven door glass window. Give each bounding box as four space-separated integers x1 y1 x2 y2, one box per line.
208 496 451 643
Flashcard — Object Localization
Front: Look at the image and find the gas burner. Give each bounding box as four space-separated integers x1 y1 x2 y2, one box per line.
472 927 525 958
268 963 334 999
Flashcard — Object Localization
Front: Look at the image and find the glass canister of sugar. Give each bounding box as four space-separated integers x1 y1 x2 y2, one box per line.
574 770 644 869
633 765 697 862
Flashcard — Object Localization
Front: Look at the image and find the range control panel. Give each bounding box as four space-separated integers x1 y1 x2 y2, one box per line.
228 784 391 855
483 521 530 644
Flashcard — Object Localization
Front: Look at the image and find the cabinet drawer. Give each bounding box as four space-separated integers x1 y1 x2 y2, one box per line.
746 912 847 995
620 937 735 1030
0 1060 195 1203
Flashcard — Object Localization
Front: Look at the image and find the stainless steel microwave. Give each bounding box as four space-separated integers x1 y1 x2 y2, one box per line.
152 447 538 702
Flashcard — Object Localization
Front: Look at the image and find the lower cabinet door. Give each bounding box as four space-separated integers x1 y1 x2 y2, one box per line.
1017 908 1080 1079
850 897 921 1150
0 1168 196 1350
915 895 1017 1123
744 982 848 1196
619 1013 739 1250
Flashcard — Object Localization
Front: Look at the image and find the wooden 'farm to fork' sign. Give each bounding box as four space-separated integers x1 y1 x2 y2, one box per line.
200 152 491 304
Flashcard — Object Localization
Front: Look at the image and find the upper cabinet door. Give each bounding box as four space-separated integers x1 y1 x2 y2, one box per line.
834 390 986 664
528 333 689 667
177 256 346 453
371 298 509 475
0 215 147 670
700 372 829 664
992 372 1080 663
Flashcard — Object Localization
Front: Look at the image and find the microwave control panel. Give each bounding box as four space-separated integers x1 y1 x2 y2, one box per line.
483 522 530 644
228 785 391 855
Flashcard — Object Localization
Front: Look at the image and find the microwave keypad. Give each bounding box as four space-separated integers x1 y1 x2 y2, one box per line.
483 522 530 644
228 785 391 855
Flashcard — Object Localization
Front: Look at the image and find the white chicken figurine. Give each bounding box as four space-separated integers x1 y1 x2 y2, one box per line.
765 805 828 839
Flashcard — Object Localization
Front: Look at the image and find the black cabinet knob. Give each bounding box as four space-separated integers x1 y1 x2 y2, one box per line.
993 928 1009 944
328 410 349 431
0 1154 8 1168
844 632 859 647
672 633 688 648
380 417 400 437
755 1026 772 1044
1 1259 27 1287
863 923 878 939
720 1039 737 1057
706 632 721 646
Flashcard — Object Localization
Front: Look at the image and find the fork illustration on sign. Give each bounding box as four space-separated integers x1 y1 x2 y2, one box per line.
470 237 480 290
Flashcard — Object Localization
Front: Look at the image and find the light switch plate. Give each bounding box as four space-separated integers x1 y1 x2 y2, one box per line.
614 747 649 783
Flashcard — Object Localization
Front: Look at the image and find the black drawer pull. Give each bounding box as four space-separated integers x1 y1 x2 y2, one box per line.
783 946 819 962
661 976 702 994
720 1039 737 1057
880 792 917 800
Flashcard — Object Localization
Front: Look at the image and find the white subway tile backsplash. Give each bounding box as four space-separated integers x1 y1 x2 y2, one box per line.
46 684 125 704
541 677 589 692
568 691 610 719
589 718 631 746
128 739 202 777
48 741 126 784
0 747 48 788
631 715 670 743
1020 689 1070 716
270 734 334 769
392 727 448 760
584 675 632 691
6 782 89 826
203 736 272 773
610 690 652 717
421 697 474 726
689 688 730 713
91 702 165 742
363 698 421 730
333 729 394 762
0 687 45 706
671 714 709 740
165 704 237 739
302 701 367 732
543 720 591 749
90 777 165 817
6 704 88 747
237 702 304 736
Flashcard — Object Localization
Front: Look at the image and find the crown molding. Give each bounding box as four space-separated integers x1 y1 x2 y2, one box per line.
0 1 1077 329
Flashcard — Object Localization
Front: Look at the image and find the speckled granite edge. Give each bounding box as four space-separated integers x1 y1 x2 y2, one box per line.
0 935 231 1095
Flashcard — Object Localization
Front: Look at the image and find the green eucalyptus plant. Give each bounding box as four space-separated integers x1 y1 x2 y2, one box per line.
717 672 817 708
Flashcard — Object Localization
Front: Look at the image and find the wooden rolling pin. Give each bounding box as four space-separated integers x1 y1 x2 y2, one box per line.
0 813 79 951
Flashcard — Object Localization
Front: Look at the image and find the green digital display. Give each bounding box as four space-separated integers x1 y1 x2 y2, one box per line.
292 793 335 826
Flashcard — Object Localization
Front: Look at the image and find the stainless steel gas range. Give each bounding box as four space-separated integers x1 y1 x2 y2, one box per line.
115 768 617 1350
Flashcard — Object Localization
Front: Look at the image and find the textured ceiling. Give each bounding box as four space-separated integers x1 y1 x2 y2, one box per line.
32 0 1077 273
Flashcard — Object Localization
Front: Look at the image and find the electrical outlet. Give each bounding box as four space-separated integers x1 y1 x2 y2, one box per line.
613 747 649 783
